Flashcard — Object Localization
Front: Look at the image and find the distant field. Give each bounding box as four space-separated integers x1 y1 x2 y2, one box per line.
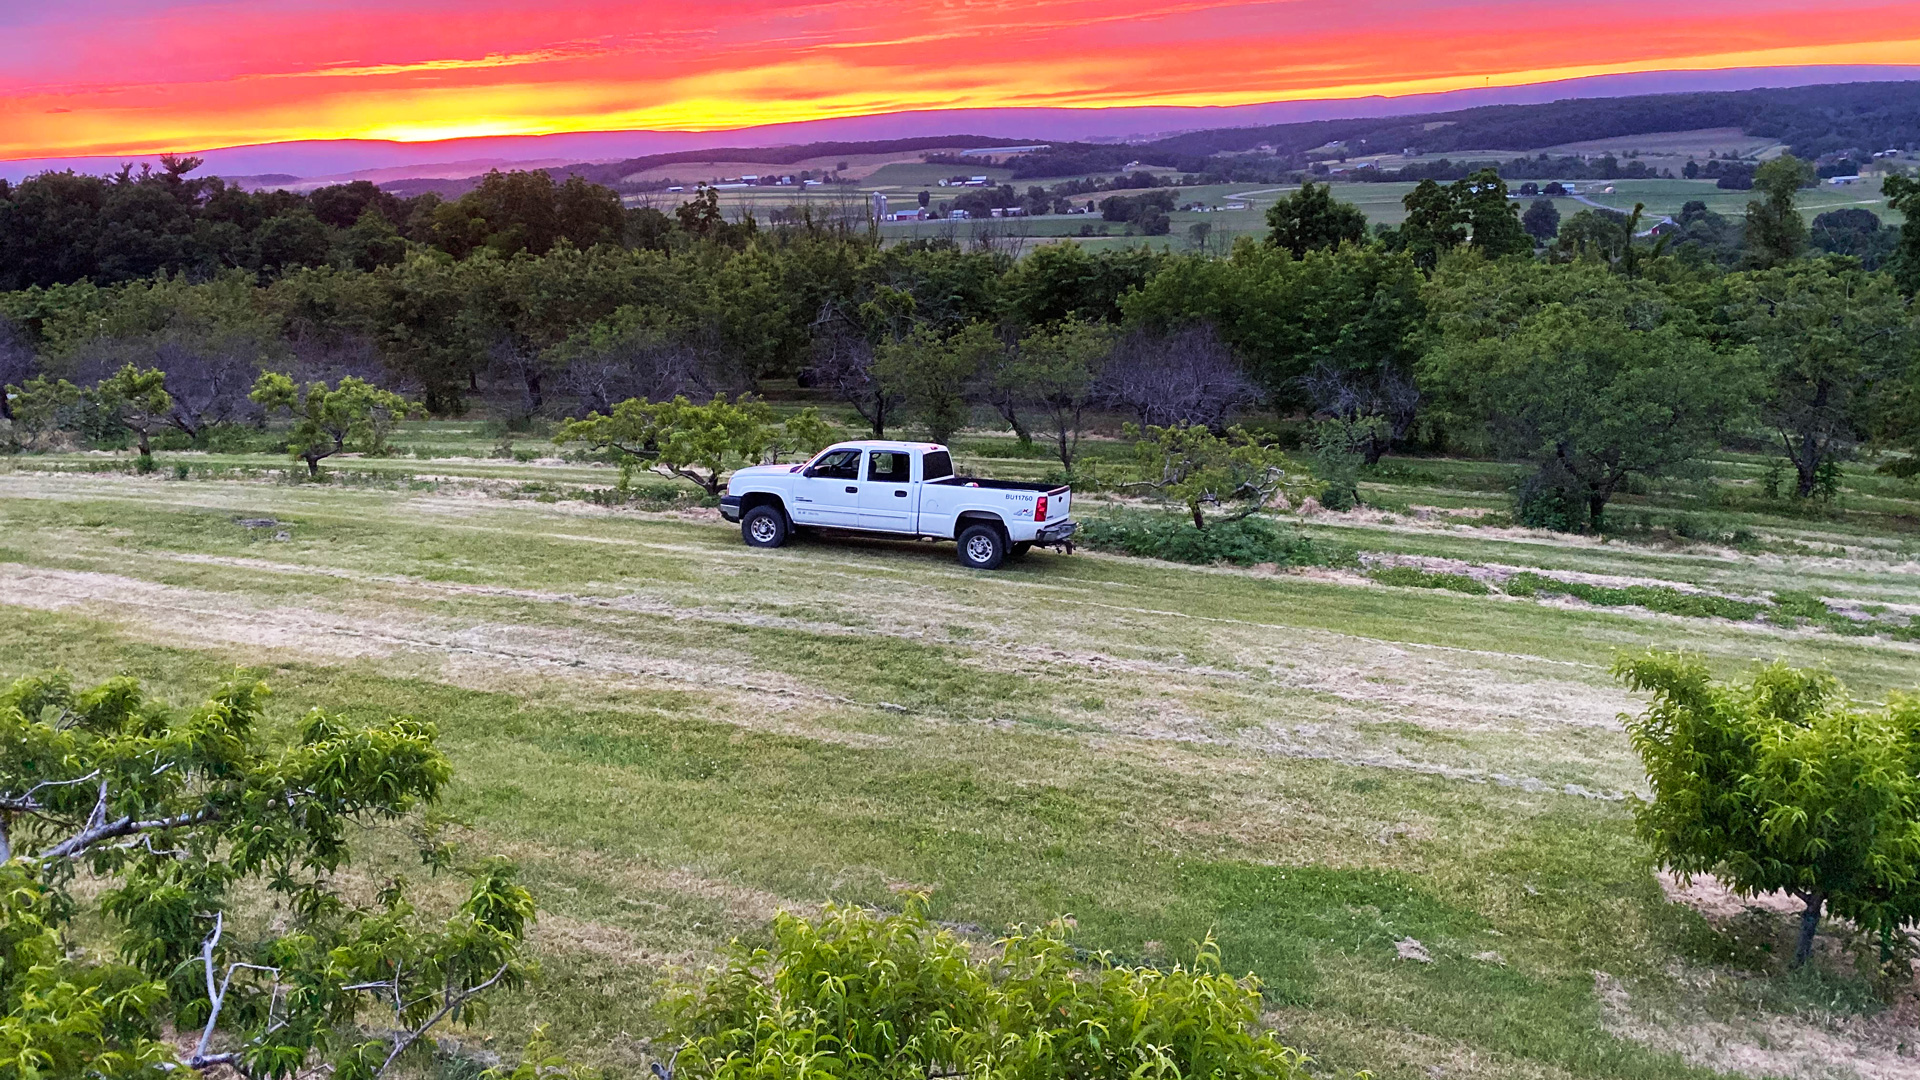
623 145 1905 253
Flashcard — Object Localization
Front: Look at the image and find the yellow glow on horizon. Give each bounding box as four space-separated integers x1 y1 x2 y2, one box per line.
337 36 1920 146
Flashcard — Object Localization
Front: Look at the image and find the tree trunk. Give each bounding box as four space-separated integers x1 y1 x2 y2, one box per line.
306 455 322 478
1191 505 1206 530
1793 892 1824 967
1788 429 1821 498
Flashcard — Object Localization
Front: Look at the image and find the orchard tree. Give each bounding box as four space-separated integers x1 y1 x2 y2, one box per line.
1422 303 1752 532
873 323 997 446
1394 179 1469 271
991 318 1116 471
0 668 543 1078
3 375 83 451
1391 170 1528 269
662 898 1319 1080
1455 168 1532 259
1522 198 1561 243
1726 262 1914 498
1616 652 1920 967
251 372 419 476
1884 173 1920 298
555 394 833 496
0 315 33 422
1264 181 1368 258
1098 325 1258 431
91 364 173 467
1744 155 1815 269
1125 422 1306 529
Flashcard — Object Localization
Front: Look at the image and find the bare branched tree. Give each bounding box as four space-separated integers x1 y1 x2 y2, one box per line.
153 338 264 439
806 302 903 437
66 332 264 440
0 316 35 421
556 331 725 416
1097 325 1259 431
287 332 405 389
1299 361 1421 465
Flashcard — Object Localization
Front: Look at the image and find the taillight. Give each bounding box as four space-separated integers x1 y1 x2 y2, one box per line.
1034 495 1049 521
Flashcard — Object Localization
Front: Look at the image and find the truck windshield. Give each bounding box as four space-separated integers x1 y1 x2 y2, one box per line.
922 450 953 481
809 449 862 480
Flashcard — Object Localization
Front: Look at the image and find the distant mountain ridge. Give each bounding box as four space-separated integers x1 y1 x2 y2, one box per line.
3 65 1916 185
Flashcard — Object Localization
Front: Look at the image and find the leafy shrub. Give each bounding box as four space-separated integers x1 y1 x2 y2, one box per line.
1368 566 1491 595
1505 572 1764 620
1617 652 1920 967
1769 590 1880 637
662 898 1321 1080
1513 473 1584 532
1079 509 1352 568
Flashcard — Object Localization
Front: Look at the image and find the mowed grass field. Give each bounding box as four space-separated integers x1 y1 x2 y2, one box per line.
4 427 1920 1080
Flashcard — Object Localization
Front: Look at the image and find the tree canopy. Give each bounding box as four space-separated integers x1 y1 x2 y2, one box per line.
1617 652 1920 967
0 668 540 1080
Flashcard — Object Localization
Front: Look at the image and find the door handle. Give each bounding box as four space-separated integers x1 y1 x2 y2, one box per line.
845 486 858 493
894 490 907 498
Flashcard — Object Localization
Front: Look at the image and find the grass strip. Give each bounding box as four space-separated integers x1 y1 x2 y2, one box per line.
1367 566 1492 595
1078 510 1354 569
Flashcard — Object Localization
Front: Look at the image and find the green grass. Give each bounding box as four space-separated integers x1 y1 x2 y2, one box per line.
5 425 1920 1079
1368 566 1493 595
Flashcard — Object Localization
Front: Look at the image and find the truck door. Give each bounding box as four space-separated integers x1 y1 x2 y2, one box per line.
789 448 864 527
857 449 916 531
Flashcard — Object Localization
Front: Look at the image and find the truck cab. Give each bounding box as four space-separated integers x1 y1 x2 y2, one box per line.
720 441 1075 569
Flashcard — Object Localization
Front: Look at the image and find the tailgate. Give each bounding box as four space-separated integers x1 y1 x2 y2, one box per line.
1042 487 1071 522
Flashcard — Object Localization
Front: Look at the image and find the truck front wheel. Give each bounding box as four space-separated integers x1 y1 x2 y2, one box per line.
742 505 790 549
956 523 1007 570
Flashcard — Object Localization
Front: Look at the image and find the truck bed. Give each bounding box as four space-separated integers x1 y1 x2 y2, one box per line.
927 476 1067 494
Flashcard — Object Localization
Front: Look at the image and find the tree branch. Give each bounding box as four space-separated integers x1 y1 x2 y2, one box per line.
373 963 514 1079
44 806 218 860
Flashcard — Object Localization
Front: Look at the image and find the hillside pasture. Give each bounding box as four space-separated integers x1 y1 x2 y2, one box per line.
4 426 1920 1080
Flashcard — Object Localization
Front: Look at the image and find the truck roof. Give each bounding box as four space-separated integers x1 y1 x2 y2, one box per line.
820 440 948 453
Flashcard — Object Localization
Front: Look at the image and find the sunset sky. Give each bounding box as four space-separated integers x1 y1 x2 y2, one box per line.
4 0 1919 159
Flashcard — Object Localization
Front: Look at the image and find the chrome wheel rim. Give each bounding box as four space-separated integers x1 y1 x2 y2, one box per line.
965 535 996 562
749 516 779 543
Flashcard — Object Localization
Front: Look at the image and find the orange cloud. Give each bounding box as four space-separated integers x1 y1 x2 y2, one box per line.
4 0 1918 158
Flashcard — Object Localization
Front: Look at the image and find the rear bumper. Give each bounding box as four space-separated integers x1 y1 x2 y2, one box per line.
719 495 742 521
1036 519 1078 544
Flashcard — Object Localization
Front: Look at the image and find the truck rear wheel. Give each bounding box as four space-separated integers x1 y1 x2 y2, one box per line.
741 505 789 549
956 523 1007 570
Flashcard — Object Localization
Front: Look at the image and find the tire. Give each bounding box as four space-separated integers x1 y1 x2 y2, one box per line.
955 523 1007 570
1009 541 1034 558
741 505 790 549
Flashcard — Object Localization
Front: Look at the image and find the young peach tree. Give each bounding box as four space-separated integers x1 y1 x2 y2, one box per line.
251 373 419 477
663 896 1324 1080
556 394 833 497
1124 422 1308 529
0 669 540 1079
1616 652 1920 967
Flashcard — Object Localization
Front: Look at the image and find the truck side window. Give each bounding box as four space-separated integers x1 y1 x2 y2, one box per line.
867 451 911 483
810 449 862 480
921 450 953 481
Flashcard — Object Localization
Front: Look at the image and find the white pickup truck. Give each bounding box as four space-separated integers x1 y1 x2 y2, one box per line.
719 441 1076 569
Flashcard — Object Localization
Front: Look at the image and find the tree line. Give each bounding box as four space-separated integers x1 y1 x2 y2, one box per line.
4 156 1918 533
